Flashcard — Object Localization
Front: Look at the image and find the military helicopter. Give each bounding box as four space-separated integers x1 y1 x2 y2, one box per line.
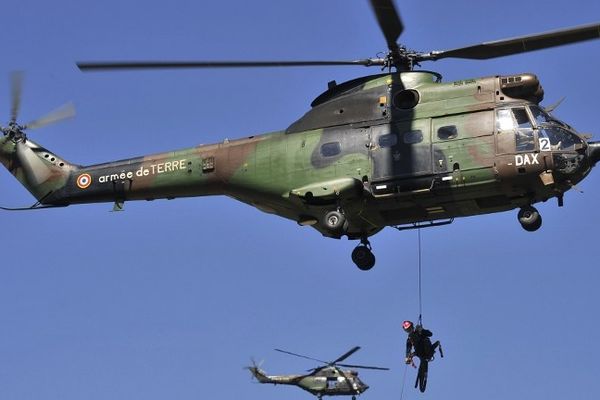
247 346 388 400
1 1 599 270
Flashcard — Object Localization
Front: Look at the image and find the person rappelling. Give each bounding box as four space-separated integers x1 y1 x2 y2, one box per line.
402 319 443 392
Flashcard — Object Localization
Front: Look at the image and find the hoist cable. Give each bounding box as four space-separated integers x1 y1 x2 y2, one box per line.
401 229 423 400
418 228 423 326
399 362 409 400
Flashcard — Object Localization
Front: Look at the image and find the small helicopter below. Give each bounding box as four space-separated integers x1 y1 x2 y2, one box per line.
1 1 599 270
246 346 389 400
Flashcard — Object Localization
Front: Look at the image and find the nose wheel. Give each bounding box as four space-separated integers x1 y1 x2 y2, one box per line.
518 205 542 232
352 238 376 270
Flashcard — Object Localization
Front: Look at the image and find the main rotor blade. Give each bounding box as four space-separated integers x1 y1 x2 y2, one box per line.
24 102 76 130
10 71 24 123
421 22 600 61
331 346 361 364
336 363 390 371
77 60 376 71
369 0 404 53
274 349 328 364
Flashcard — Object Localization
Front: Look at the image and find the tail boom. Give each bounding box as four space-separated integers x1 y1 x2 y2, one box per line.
247 366 303 385
2 133 270 207
0 136 76 202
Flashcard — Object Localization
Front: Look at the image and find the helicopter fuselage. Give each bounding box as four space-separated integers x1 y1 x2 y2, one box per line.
1 71 596 244
250 366 368 398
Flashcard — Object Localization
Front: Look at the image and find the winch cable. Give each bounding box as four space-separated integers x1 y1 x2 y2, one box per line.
417 228 423 326
400 229 424 400
399 362 409 400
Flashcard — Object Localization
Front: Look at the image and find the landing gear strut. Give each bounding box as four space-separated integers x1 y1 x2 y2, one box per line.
352 238 376 271
518 205 542 232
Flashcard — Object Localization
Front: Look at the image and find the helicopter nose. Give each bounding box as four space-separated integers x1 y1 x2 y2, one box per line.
587 141 600 166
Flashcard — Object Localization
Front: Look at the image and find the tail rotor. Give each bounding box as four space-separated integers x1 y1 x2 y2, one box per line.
245 358 269 383
1 72 76 186
10 71 23 125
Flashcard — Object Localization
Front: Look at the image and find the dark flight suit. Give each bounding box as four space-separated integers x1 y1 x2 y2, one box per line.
405 326 440 361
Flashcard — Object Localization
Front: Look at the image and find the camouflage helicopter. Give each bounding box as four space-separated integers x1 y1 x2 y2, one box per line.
1 0 599 270
247 346 388 400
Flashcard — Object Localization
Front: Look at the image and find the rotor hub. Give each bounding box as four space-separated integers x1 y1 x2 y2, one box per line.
1 122 27 142
386 46 422 71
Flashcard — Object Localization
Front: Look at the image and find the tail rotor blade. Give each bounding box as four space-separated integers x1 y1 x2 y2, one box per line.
24 102 76 130
15 141 51 185
10 71 24 124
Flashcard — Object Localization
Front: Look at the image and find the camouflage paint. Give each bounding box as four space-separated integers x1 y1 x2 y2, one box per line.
1 71 595 241
247 365 369 398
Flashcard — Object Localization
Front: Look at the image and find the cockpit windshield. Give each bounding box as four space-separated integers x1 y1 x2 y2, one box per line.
527 105 582 150
496 106 584 153
529 105 574 130
538 125 583 151
529 106 553 125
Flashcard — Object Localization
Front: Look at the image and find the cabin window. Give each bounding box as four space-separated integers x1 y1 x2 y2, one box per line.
320 142 342 157
403 130 423 144
378 134 398 148
437 125 458 140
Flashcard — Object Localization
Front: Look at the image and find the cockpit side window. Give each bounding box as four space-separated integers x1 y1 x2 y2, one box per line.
496 108 535 152
512 108 535 151
496 109 514 131
515 130 535 152
512 108 532 129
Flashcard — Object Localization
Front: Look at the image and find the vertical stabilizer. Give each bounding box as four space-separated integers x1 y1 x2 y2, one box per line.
0 134 77 202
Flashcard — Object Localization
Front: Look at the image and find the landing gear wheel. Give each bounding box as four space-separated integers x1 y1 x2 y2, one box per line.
323 210 346 232
518 206 542 232
352 239 375 271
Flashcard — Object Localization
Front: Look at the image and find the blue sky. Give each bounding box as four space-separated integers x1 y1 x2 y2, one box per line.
1 1 599 399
